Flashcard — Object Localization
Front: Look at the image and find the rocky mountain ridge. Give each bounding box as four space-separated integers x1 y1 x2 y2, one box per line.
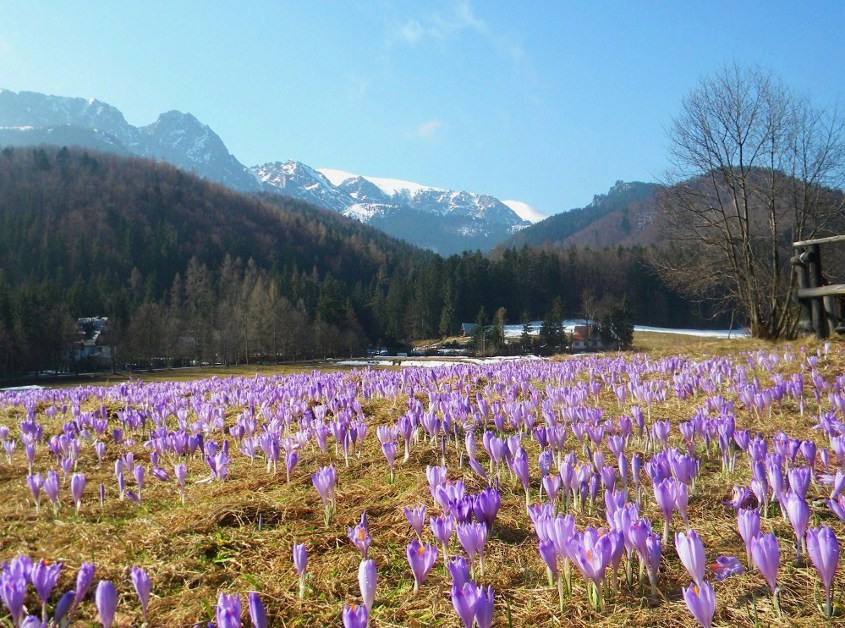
0 89 539 253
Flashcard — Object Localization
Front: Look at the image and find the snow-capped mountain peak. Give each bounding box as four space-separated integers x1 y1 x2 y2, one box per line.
502 200 548 224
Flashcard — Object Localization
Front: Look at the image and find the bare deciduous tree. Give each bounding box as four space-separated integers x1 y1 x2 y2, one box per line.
658 64 844 338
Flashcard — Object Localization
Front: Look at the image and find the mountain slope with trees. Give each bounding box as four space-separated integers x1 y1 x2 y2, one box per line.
0 147 722 378
499 181 661 251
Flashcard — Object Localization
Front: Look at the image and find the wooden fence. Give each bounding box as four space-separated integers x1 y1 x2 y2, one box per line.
791 234 845 338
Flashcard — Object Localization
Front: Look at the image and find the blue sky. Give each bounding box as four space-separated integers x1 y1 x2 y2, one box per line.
1 1 843 215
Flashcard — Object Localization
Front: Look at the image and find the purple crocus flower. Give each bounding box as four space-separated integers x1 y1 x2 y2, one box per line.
381 441 397 482
406 539 438 594
430 514 455 564
30 559 62 606
472 487 501 530
737 508 760 568
70 473 86 514
44 471 60 514
475 584 494 628
285 450 299 483
448 556 471 589
248 592 267 628
173 462 188 504
828 494 845 522
130 566 151 622
26 473 43 512
216 592 242 628
565 527 612 587
750 533 780 596
538 540 558 583
358 559 376 612
646 533 663 595
682 580 715 628
95 580 118 628
52 589 76 626
675 530 706 586
69 561 95 619
512 448 531 503
806 525 839 617
709 555 745 581
456 522 488 577
293 543 307 599
788 467 811 499
451 582 479 628
543 474 561 504
311 464 336 524
133 464 145 499
653 478 676 542
784 491 809 558
341 603 368 628
348 514 371 560
0 569 27 625
675 481 690 525
403 505 426 540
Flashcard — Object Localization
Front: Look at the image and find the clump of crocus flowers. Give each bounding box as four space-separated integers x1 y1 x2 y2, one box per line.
312 464 337 526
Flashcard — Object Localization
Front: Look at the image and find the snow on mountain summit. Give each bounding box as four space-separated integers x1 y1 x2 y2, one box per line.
318 168 445 196
502 200 548 223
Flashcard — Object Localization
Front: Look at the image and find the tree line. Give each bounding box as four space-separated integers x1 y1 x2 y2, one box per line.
0 147 721 379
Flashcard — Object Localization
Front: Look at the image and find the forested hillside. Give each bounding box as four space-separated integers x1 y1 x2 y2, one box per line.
0 147 718 378
501 181 661 250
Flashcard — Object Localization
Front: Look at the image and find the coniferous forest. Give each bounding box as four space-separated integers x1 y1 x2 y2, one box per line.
0 147 722 378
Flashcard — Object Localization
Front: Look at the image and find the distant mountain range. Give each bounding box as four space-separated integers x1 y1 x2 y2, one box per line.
0 90 262 192
0 89 551 254
252 162 532 253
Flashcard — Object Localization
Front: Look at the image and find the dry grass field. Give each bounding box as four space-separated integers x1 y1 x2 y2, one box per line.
0 333 843 626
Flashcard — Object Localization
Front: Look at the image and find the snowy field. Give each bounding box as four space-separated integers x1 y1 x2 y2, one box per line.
502 321 750 339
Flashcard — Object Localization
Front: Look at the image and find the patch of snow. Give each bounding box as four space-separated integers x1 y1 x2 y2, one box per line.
364 175 444 196
343 203 383 221
633 326 750 338
318 168 445 197
317 168 358 186
500 321 751 339
502 200 548 223
335 360 394 367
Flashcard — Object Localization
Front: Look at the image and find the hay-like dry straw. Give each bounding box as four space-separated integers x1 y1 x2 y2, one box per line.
0 335 842 626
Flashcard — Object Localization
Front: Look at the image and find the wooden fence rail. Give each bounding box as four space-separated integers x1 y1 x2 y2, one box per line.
791 234 845 339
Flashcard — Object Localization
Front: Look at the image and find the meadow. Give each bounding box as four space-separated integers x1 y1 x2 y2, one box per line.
0 334 844 627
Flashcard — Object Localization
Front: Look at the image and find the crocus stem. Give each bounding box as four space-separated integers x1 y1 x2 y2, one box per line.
662 518 670 544
299 576 306 600
557 574 565 613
